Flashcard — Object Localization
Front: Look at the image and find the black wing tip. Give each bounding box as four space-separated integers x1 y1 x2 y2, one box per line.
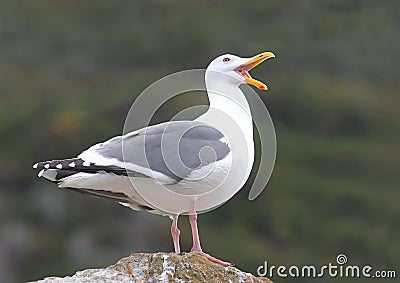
32 158 83 170
32 158 145 178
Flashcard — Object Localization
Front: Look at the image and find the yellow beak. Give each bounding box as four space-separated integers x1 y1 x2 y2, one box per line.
235 51 275 90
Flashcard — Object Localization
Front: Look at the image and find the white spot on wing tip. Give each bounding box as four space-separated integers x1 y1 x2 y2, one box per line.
44 164 50 169
68 162 76 168
38 169 45 177
82 161 91 167
33 163 38 169
56 164 63 169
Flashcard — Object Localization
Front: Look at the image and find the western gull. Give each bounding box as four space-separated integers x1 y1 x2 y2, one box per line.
33 51 275 266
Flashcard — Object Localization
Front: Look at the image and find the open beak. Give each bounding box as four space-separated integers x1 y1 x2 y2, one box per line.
235 51 275 90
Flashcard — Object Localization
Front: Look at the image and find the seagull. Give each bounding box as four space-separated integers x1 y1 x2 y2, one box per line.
33 51 275 266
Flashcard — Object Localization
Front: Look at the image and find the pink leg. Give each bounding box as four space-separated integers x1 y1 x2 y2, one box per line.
171 215 181 253
189 202 232 266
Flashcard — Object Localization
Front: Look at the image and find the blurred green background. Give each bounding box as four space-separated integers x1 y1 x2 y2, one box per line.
0 1 399 282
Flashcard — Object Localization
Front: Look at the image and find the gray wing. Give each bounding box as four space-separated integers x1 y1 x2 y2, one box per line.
32 121 231 208
94 120 231 182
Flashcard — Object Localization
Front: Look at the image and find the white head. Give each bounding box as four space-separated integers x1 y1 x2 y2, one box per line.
206 52 275 90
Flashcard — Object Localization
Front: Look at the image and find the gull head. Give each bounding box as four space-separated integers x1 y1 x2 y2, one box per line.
206 52 275 90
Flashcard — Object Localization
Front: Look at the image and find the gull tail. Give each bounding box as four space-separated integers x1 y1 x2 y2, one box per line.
32 158 154 211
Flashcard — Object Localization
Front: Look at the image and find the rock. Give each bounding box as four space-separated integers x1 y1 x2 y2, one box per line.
29 252 273 283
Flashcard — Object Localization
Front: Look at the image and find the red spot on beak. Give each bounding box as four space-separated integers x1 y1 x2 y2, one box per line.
259 85 265 90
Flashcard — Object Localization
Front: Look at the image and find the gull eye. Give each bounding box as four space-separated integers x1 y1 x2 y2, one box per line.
223 57 231 62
